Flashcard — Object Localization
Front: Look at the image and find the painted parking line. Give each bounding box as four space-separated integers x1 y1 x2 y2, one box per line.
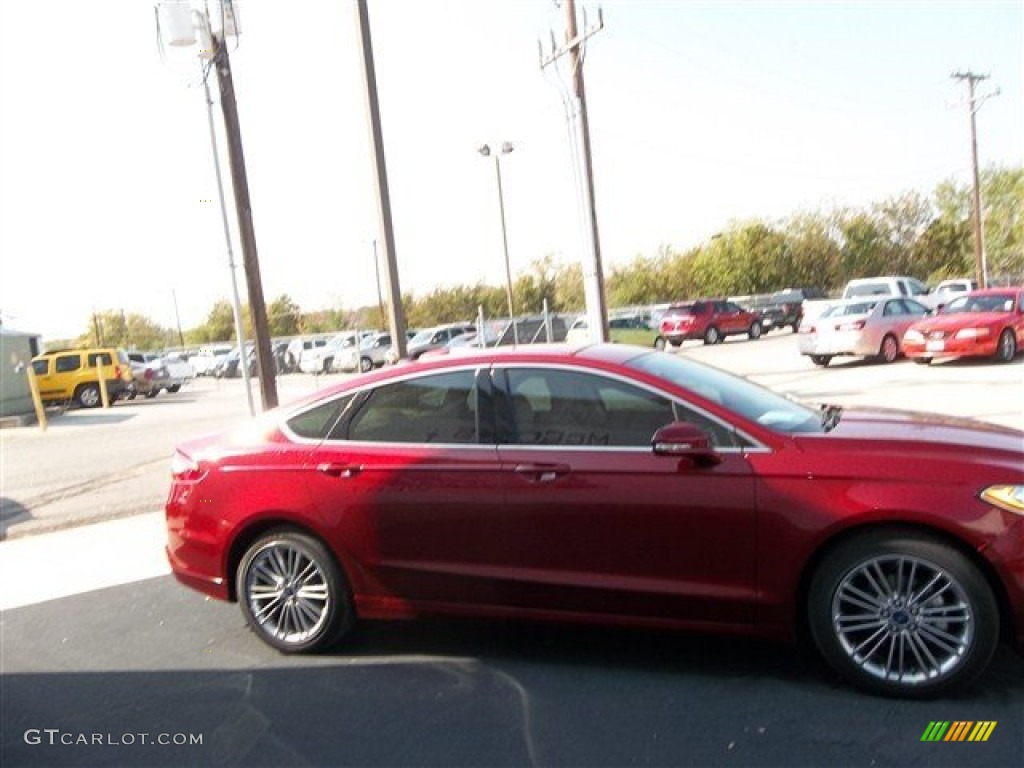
0 511 170 611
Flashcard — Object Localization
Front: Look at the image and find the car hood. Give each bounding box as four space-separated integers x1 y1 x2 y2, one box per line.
795 407 1024 457
912 311 1009 331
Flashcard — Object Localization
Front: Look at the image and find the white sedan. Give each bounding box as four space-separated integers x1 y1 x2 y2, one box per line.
797 297 929 367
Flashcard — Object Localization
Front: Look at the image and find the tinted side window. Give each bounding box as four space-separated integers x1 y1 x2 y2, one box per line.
87 352 112 367
287 395 354 440
55 355 81 373
504 369 673 447
32 359 49 375
347 371 478 444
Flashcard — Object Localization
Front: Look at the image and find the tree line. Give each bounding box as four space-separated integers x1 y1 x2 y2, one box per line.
67 166 1021 350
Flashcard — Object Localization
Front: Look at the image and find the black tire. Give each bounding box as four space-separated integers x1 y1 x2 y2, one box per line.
144 389 158 399
995 329 1017 363
359 356 373 373
654 337 667 351
703 326 720 345
810 355 832 367
76 383 101 408
167 384 181 393
668 339 682 349
808 529 999 698
125 389 137 401
748 321 762 340
912 357 932 366
237 529 354 654
322 357 333 374
878 334 899 364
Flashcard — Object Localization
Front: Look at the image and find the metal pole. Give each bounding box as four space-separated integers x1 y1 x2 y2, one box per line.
565 0 609 343
355 0 407 359
493 155 519 345
966 78 988 288
213 36 277 410
202 63 255 416
171 289 186 350
372 239 386 328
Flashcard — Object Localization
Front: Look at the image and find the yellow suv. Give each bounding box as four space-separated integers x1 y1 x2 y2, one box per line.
31 347 134 408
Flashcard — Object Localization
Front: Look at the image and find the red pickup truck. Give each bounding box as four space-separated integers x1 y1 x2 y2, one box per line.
659 299 764 346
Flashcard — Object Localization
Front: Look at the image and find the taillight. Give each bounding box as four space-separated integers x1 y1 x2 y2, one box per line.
170 451 205 482
837 320 866 331
144 369 154 380
113 365 121 378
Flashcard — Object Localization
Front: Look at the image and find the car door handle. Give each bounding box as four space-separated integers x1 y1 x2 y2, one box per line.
514 463 570 483
316 462 362 478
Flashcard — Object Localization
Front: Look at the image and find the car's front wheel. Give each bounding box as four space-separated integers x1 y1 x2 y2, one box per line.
748 321 762 340
238 529 354 654
654 337 666 351
808 530 999 697
878 334 899 364
995 329 1017 363
359 356 373 373
703 326 720 345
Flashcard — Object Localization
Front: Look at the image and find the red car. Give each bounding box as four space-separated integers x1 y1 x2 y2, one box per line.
659 299 763 346
903 287 1024 364
166 344 1024 697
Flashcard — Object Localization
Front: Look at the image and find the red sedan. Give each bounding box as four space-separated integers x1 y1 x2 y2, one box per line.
166 344 1024 697
902 287 1024 364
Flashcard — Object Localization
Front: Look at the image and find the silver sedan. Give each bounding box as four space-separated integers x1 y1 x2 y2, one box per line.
797 297 929 366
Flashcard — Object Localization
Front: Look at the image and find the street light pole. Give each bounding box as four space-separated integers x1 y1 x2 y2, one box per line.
479 143 518 346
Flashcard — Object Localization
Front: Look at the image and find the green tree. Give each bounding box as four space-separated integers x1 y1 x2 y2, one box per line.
267 294 301 337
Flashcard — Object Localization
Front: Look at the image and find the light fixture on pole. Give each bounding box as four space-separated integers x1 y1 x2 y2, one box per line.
478 142 518 346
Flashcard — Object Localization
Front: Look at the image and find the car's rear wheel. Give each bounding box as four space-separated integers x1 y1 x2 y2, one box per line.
913 357 932 365
76 384 101 408
167 384 181 393
995 329 1017 363
238 529 354 654
359 356 373 373
703 326 720 345
878 334 899 364
748 321 762 340
810 355 832 367
808 530 999 697
144 388 158 399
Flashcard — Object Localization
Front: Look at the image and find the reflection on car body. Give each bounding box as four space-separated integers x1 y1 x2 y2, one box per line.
166 344 1024 698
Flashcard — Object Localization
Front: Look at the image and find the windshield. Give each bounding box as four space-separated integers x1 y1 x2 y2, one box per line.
821 301 876 318
943 294 1016 313
624 351 822 434
845 283 889 297
410 329 435 345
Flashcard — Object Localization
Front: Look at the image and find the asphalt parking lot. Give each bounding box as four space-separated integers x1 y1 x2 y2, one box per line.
1 334 1022 767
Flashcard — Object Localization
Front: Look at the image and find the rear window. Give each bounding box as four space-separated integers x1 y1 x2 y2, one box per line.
87 352 113 367
846 282 891 297
822 302 877 318
666 303 702 316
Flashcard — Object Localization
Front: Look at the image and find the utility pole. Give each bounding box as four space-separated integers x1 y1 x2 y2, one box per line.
171 290 185 349
541 0 608 343
355 0 407 359
951 70 993 289
372 240 386 328
213 35 278 408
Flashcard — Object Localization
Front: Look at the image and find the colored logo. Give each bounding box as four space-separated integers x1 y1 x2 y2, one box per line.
921 721 997 742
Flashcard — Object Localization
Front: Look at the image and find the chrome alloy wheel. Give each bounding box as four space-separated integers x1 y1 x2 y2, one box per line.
245 540 332 645
831 555 973 686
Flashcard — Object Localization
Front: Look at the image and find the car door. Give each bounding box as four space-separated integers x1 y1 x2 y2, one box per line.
490 365 758 628
717 301 746 335
299 367 509 609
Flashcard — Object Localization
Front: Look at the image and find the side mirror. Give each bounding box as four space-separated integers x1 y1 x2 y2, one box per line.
651 422 722 466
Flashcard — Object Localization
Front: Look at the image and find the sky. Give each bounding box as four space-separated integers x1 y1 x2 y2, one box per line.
1 0 1021 341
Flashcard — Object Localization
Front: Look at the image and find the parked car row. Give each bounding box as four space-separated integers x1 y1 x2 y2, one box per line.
798 287 1024 366
30 347 192 408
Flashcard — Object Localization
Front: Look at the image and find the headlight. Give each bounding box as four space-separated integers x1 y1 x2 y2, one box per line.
954 327 990 340
903 329 924 342
980 485 1024 515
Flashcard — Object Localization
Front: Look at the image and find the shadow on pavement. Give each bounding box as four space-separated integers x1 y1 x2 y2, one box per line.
0 497 32 540
3 576 1022 767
